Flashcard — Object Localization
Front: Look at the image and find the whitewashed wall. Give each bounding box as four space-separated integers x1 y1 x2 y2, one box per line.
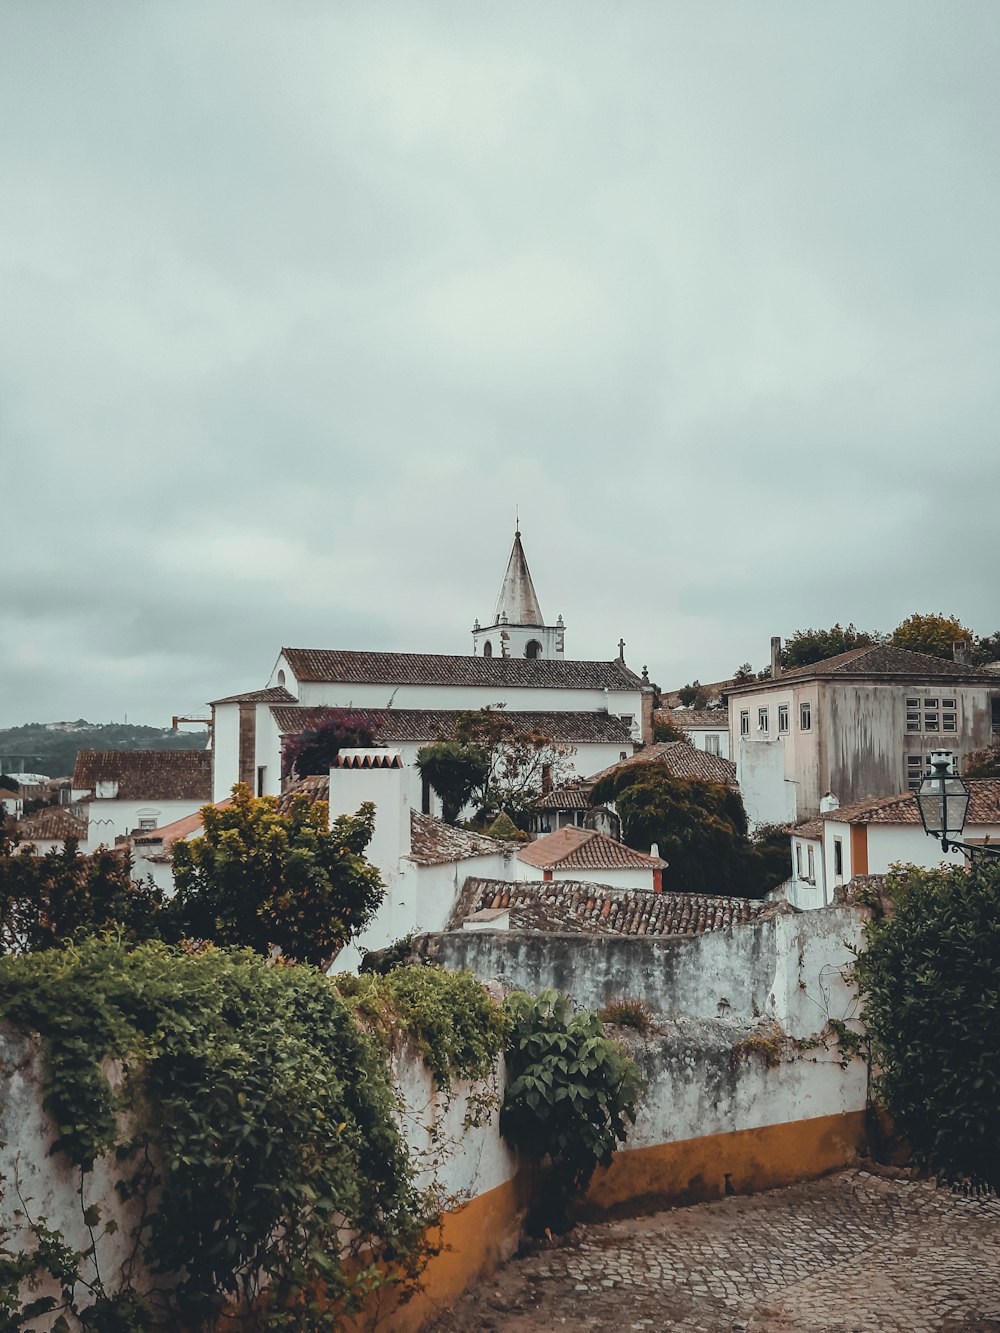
82 798 205 852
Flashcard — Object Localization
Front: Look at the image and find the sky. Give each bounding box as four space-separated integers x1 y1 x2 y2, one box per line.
3 2 999 728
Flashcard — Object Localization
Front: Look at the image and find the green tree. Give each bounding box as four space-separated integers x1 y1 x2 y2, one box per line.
854 862 1000 1189
964 743 1000 779
415 739 490 824
166 784 383 968
677 680 710 709
590 768 776 896
281 709 378 780
972 629 1000 665
0 833 162 955
782 623 876 668
732 663 755 684
451 708 575 825
891 612 974 660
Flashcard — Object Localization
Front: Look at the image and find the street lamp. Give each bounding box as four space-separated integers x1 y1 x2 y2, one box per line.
915 750 1000 860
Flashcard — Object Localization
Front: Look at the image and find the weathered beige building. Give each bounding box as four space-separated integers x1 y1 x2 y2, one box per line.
727 643 1000 825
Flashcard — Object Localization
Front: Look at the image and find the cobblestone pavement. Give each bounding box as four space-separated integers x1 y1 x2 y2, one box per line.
428 1170 1000 1332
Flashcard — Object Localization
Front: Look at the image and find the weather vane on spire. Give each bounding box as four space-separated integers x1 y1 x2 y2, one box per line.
515 503 520 536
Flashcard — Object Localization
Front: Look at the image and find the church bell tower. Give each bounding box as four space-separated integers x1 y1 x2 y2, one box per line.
472 529 566 660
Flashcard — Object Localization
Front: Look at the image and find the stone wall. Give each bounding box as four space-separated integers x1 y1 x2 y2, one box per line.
416 901 867 1039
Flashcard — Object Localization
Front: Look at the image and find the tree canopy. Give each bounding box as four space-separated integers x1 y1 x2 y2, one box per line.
589 767 786 898
0 834 162 955
782 623 877 668
890 612 974 660
167 784 383 967
416 739 490 824
676 681 710 709
855 862 1000 1189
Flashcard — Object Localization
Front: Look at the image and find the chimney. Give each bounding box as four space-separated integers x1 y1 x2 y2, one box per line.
770 636 782 679
953 639 971 666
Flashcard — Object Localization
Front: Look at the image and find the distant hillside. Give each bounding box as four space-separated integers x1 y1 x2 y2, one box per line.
0 721 209 780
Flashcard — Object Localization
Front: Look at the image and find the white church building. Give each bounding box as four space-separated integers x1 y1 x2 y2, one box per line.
209 529 654 811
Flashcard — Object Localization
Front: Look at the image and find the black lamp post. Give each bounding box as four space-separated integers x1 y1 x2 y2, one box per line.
915 750 1000 860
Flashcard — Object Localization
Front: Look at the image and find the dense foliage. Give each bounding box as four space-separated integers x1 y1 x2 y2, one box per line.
501 991 643 1231
415 740 489 824
676 681 710 709
0 940 434 1329
0 721 207 782
854 862 1000 1189
890 612 974 660
280 711 378 780
590 768 784 897
167 784 383 968
452 708 576 826
964 743 1000 779
781 623 876 668
334 966 510 1088
652 713 689 743
0 834 161 955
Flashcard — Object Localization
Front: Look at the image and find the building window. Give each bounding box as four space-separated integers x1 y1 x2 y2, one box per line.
740 710 750 736
138 818 157 831
758 707 769 732
257 765 266 797
906 753 935 791
619 714 634 730
778 704 789 734
806 845 815 883
800 702 812 731
482 641 492 658
907 695 959 732
834 838 843 879
705 734 721 755
795 844 803 877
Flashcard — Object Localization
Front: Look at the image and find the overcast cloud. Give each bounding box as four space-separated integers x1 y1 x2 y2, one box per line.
2 1 999 727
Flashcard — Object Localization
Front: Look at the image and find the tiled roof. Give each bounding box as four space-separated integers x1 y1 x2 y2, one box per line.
587 742 737 787
13 807 87 843
276 775 329 814
448 877 767 936
658 709 729 729
789 818 825 840
822 779 1000 827
408 812 508 866
729 646 996 693
73 750 212 802
269 706 634 746
280 649 643 691
209 686 297 706
534 785 593 811
517 826 667 871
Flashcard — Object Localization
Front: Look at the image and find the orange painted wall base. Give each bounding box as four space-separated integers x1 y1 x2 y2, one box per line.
350 1112 867 1330
583 1111 869 1216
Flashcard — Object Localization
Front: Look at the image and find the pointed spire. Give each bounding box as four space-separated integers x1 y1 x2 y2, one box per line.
493 530 543 627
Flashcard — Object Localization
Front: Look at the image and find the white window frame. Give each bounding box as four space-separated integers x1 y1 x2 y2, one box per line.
777 704 789 734
740 709 750 736
800 702 812 731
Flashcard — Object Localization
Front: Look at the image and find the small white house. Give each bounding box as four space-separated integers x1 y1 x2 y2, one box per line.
659 709 731 759
787 778 1000 909
516 826 667 892
72 750 212 851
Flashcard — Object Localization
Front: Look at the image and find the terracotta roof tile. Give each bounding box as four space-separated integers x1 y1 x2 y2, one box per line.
533 785 593 811
270 706 634 746
517 826 666 871
13 807 87 843
729 645 996 693
73 750 212 802
408 812 508 866
209 686 297 706
280 649 642 691
131 799 233 849
822 779 1000 827
587 742 737 787
658 709 729 729
448 876 767 936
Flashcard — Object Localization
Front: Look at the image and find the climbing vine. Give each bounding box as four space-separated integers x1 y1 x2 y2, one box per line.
0 940 439 1329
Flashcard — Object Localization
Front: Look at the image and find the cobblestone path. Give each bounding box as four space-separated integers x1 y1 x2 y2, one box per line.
428 1170 1000 1332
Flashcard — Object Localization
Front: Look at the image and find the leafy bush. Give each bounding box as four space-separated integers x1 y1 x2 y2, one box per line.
281 710 378 780
854 861 1000 1189
0 834 162 956
167 784 383 968
501 991 644 1231
0 940 434 1328
335 966 509 1088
